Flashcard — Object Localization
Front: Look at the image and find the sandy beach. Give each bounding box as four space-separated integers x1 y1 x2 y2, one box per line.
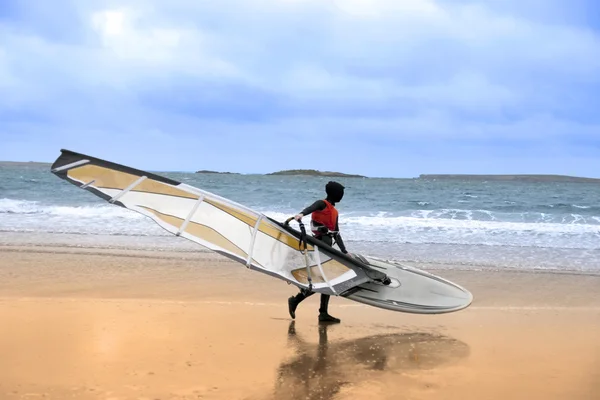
0 244 599 400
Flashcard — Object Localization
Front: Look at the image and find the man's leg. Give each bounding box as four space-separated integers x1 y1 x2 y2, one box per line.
288 288 315 319
318 294 341 323
316 234 340 323
288 234 339 321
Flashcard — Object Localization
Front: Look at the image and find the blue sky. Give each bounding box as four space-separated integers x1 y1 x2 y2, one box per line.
1 0 599 178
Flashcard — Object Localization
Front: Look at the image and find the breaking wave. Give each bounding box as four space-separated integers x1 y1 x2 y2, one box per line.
2 199 599 250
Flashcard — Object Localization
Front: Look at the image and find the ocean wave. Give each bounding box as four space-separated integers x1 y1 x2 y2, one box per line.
233 211 600 249
3 199 600 228
2 200 600 250
339 214 600 233
539 203 598 212
0 199 144 219
264 208 600 224
407 200 432 206
473 203 600 214
573 204 591 209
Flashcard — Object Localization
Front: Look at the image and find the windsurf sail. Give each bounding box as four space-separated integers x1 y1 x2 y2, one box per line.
50 149 379 296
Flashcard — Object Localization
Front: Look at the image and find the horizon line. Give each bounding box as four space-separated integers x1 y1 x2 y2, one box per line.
1 160 600 181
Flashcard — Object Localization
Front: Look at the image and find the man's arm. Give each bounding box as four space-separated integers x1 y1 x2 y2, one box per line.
334 217 348 254
294 200 326 220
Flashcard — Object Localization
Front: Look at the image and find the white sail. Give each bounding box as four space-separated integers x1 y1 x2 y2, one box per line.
50 149 374 296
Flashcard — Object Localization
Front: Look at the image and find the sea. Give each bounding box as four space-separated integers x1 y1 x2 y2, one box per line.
1 163 599 274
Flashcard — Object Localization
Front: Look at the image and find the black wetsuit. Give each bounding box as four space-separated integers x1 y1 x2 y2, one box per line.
290 197 345 315
298 199 390 290
299 199 347 254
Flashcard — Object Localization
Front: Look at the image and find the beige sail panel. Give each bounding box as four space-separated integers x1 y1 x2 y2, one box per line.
185 223 253 263
68 165 198 200
205 199 314 251
205 199 256 226
135 179 198 200
139 206 256 263
138 206 185 230
321 259 352 278
264 226 315 251
291 259 351 284
291 266 327 284
68 164 138 191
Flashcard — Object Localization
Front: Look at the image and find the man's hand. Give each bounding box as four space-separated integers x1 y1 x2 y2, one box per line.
294 213 304 221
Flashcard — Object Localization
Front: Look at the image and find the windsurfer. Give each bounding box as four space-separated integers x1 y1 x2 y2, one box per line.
287 181 348 323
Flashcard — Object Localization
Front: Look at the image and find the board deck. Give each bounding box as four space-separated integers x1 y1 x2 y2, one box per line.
344 255 473 313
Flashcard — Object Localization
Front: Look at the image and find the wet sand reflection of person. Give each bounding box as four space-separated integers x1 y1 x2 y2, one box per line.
269 321 470 400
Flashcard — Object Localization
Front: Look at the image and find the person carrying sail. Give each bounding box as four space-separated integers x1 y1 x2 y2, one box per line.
287 181 349 324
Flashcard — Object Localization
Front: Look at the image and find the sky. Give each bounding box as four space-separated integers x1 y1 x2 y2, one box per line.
0 0 599 178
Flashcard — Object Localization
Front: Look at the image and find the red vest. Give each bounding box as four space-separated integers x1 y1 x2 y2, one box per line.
311 200 338 233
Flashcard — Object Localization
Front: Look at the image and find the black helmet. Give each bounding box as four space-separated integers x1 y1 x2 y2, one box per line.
325 181 345 203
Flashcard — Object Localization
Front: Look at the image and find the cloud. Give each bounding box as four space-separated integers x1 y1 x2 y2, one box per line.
0 0 599 176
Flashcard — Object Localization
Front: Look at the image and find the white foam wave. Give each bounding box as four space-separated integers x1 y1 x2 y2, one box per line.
261 211 292 222
341 214 600 235
0 199 143 219
3 200 600 250
261 210 600 249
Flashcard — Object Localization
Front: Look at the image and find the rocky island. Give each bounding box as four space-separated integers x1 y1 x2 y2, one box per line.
267 169 366 178
418 174 600 183
0 161 52 167
195 170 238 175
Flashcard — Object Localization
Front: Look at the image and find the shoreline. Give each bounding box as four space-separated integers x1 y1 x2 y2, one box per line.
1 244 599 306
0 243 598 277
1 230 599 276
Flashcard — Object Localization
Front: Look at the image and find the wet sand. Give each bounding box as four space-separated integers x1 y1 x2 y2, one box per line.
0 245 599 400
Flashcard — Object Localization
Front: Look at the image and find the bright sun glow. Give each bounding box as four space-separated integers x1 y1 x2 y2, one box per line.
92 10 125 36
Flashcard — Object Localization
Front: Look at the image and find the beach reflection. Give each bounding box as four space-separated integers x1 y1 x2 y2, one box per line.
270 321 470 400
